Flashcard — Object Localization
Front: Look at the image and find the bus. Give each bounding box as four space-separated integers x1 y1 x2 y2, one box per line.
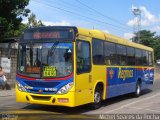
16 26 154 109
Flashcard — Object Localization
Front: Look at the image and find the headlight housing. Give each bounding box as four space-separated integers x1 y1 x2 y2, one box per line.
16 81 26 92
57 82 73 94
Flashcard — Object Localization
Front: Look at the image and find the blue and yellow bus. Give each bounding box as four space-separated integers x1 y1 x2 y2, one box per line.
16 26 154 109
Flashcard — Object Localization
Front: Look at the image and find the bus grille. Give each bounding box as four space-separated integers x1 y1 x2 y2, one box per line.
31 95 51 101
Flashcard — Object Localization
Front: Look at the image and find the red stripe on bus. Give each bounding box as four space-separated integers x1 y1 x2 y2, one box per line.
16 73 73 81
136 68 143 70
136 67 154 70
16 74 36 80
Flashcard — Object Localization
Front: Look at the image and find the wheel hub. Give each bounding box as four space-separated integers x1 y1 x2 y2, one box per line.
137 85 140 95
94 92 100 103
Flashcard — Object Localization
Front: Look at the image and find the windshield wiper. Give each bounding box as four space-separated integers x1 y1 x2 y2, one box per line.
48 41 59 56
47 41 59 65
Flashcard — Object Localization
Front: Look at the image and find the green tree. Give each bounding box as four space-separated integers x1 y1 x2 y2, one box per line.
154 36 160 60
0 0 30 42
133 30 156 47
13 23 27 37
27 13 44 28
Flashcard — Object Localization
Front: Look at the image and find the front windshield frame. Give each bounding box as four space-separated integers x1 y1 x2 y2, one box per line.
17 41 74 79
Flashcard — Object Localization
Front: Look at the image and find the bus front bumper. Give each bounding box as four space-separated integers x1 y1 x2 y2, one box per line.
15 85 75 107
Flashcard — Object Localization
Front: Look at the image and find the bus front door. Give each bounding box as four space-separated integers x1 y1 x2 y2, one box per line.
75 39 93 106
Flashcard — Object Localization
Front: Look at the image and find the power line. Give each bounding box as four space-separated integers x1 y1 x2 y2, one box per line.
59 0 107 18
75 0 129 27
32 0 131 32
58 0 124 28
59 0 95 14
58 0 131 31
75 0 132 30
53 0 102 19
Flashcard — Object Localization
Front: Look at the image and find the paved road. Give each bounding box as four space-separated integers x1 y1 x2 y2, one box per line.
0 78 160 119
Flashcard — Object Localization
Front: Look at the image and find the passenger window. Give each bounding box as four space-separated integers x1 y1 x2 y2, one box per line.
76 40 91 74
127 47 135 65
135 49 142 65
117 45 127 65
104 41 117 65
92 39 105 65
142 50 148 65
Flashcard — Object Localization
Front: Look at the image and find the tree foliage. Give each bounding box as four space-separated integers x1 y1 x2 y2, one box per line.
26 13 44 28
0 0 30 41
154 36 160 60
133 30 160 60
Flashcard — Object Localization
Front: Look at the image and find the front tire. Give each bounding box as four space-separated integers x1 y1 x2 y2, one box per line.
90 87 102 109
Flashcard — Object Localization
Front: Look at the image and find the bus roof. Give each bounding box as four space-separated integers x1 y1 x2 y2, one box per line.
21 26 153 51
77 27 153 52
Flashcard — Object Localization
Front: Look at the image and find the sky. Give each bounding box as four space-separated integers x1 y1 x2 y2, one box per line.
23 0 160 40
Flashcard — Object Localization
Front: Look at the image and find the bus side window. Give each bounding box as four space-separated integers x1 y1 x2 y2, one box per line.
104 41 117 65
142 50 148 66
135 49 143 65
76 40 91 74
117 44 127 66
92 39 105 65
127 46 135 65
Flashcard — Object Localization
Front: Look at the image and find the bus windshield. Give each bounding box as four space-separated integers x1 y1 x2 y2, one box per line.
18 42 73 78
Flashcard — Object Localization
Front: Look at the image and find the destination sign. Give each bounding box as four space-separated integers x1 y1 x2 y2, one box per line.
23 29 74 40
33 32 61 39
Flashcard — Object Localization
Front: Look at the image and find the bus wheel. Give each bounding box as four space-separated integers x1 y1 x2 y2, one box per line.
134 81 141 97
90 87 102 109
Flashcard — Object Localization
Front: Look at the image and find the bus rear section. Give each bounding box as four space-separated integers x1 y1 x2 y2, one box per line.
91 38 154 100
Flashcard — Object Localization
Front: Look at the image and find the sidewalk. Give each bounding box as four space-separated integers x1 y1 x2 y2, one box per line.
0 89 15 97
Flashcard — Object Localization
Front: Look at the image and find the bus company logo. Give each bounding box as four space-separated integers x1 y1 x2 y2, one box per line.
109 69 114 79
118 69 133 80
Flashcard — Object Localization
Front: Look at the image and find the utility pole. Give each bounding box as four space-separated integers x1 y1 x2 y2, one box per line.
132 7 141 43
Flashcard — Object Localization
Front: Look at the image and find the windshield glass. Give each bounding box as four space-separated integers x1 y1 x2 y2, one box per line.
18 42 73 78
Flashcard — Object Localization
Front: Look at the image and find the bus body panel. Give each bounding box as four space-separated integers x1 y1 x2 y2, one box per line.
106 66 154 98
75 73 93 106
91 65 106 100
107 67 136 98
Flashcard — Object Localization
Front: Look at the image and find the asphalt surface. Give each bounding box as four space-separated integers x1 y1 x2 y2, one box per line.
0 75 160 120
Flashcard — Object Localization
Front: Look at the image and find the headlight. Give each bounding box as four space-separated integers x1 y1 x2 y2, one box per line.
16 81 26 92
57 82 73 94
